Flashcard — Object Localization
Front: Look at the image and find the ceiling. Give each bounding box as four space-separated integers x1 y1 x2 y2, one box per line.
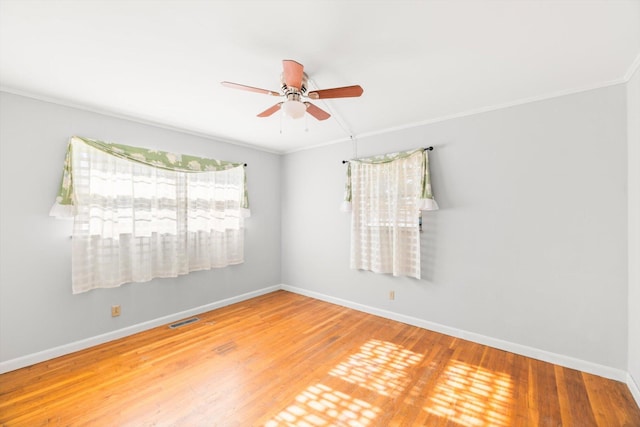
1 1 638 153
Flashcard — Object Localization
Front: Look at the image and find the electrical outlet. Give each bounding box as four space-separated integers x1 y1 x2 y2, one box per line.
389 291 395 300
111 305 121 317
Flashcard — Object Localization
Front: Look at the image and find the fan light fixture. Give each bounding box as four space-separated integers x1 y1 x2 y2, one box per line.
282 99 307 119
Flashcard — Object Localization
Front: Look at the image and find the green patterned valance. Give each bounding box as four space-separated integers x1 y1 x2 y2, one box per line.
74 136 244 172
341 148 438 211
347 148 425 165
51 136 249 217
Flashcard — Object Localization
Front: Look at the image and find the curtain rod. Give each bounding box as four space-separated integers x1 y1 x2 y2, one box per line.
341 146 433 164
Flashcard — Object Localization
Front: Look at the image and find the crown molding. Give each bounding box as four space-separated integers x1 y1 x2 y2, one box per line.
3 68 634 158
0 86 281 155
284 77 629 155
624 53 640 82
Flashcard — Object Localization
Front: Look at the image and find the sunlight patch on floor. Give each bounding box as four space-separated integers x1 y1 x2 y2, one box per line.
265 383 381 427
425 360 512 426
328 339 423 397
265 339 420 426
264 341 514 426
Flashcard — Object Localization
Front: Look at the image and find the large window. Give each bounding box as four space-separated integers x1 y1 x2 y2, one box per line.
51 136 249 294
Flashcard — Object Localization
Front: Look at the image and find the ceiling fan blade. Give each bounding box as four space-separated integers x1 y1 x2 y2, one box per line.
304 102 331 121
282 59 304 89
257 103 283 117
221 81 280 96
307 85 364 100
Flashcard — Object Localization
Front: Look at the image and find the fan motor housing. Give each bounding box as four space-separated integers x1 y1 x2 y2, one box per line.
281 72 308 95
285 93 302 103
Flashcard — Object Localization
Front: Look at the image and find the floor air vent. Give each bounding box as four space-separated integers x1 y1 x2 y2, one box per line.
169 317 200 329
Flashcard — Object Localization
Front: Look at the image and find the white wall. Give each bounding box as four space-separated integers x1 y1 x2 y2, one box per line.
0 92 281 367
628 63 640 398
282 84 629 372
0 81 634 383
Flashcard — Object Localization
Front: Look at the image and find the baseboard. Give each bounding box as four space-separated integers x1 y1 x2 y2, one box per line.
4 283 633 389
281 284 628 383
0 285 280 374
629 373 640 408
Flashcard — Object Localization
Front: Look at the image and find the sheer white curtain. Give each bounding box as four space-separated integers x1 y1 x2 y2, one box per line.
349 149 436 279
70 139 245 294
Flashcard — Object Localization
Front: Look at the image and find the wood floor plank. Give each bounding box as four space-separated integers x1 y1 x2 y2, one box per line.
554 365 575 427
563 368 598 426
500 351 525 426
1 290 639 426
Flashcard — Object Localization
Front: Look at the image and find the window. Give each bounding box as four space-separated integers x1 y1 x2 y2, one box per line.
343 149 437 279
51 136 249 294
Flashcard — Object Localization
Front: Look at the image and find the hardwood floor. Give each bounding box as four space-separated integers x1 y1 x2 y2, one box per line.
1 290 639 426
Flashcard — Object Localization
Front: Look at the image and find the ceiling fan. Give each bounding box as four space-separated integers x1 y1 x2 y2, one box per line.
221 59 363 121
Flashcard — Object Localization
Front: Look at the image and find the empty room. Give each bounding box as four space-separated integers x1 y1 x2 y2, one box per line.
1 1 639 425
